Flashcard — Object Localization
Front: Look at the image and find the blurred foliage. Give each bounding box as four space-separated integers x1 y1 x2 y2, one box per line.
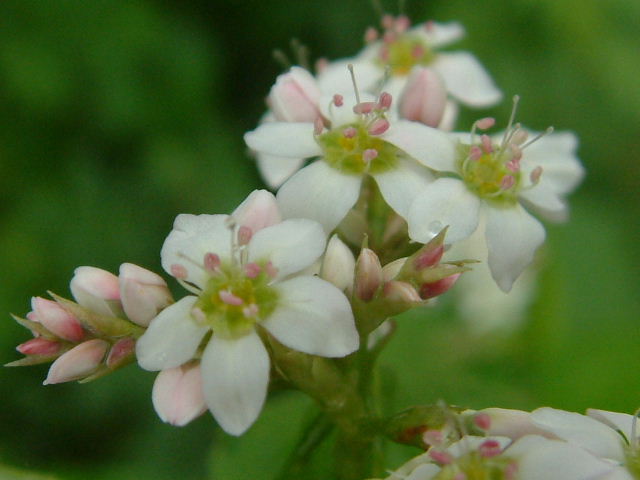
0 0 638 479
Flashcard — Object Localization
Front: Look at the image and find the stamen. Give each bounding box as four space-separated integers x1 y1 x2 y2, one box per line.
171 264 188 279
343 127 357 138
511 129 528 145
530 166 543 184
237 226 253 246
242 303 259 319
481 135 493 154
219 290 244 306
429 449 453 465
521 126 554 149
244 263 261 278
411 44 425 59
333 94 344 107
378 91 392 110
501 175 515 190
476 117 495 130
314 117 325 135
368 118 389 135
364 26 378 43
501 95 520 149
363 148 379 163
353 102 376 114
204 253 221 273
469 145 482 161
395 15 410 32
474 413 492 431
347 64 362 106
479 439 502 458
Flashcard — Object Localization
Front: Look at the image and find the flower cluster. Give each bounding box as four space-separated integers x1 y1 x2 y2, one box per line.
6 8 597 480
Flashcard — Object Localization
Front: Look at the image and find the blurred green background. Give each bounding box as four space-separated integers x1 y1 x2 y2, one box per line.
0 0 638 479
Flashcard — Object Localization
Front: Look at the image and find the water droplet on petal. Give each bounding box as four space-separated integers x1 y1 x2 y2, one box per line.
428 220 443 237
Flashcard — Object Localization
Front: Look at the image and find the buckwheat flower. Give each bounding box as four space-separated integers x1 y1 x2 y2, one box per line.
378 434 617 480
316 16 502 112
408 97 584 291
529 407 640 479
245 74 454 233
135 190 358 435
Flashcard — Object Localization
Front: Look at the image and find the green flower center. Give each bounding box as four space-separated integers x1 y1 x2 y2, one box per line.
194 261 279 339
456 142 521 206
433 451 517 480
318 123 399 175
378 35 435 75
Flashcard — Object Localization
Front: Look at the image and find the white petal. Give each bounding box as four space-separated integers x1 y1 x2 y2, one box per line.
244 122 322 158
248 218 327 279
152 363 206 427
433 52 502 107
319 92 376 127
135 296 208 371
521 131 585 195
256 153 306 189
485 204 545 292
231 189 282 234
316 59 381 95
277 161 362 233
587 409 635 440
262 276 358 357
417 21 466 48
200 329 270 436
383 120 457 172
438 100 459 131
372 159 435 219
405 463 441 480
509 435 618 480
408 178 481 243
160 214 231 288
519 183 569 222
531 408 626 462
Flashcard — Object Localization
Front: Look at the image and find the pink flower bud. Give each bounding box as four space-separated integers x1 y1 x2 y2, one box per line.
17 337 62 356
152 363 207 427
320 235 355 292
231 189 282 235
355 248 383 302
267 66 321 122
106 337 136 369
383 281 421 303
399 68 447 127
70 266 122 317
44 339 109 385
419 273 461 299
31 297 84 342
119 263 172 327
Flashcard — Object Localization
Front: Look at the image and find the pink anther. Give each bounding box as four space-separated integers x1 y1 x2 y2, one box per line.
343 127 357 138
429 449 453 465
333 94 344 107
219 290 244 306
479 439 502 458
501 175 515 190
242 303 259 318
382 31 397 44
368 118 390 135
362 149 379 163
469 145 483 161
481 134 493 154
265 261 279 279
381 14 394 30
530 166 543 184
204 253 221 272
244 263 261 278
170 264 188 280
353 102 376 115
476 117 496 130
364 26 378 43
378 92 393 110
314 117 324 135
237 225 253 246
474 412 492 431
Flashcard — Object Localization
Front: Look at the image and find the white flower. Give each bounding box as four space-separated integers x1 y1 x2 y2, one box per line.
245 88 453 233
528 407 640 480
316 16 502 114
135 190 359 435
379 434 617 480
408 104 584 292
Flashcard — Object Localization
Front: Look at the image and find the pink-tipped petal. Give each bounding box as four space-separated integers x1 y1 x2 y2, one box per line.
399 67 447 128
70 266 122 317
231 189 282 234
31 297 84 342
267 66 321 122
119 263 173 327
152 363 207 427
44 339 109 385
17 337 62 356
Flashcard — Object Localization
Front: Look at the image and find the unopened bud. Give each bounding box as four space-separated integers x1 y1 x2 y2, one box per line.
419 273 461 299
106 337 136 369
355 248 383 302
267 66 321 122
17 337 62 356
320 235 355 292
119 263 173 327
398 67 447 127
70 266 123 318
44 339 109 385
152 363 207 427
31 297 84 342
383 281 421 303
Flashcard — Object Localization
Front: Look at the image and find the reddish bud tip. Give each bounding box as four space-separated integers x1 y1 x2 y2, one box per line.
106 337 136 369
419 274 461 299
204 253 221 272
414 245 444 270
17 337 62 356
